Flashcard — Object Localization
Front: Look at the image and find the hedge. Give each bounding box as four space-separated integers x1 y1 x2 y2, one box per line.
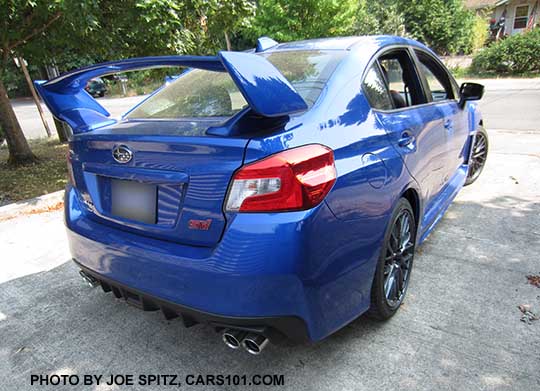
471 28 540 74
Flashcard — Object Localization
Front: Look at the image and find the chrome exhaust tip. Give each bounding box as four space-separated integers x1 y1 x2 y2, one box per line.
79 270 99 288
241 333 269 355
222 329 247 350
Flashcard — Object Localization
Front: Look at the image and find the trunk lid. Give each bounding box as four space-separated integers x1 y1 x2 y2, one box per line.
70 121 247 247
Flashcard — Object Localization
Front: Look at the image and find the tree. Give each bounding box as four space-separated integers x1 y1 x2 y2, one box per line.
0 0 211 165
397 0 475 54
363 1 406 37
247 0 359 43
204 0 256 51
0 0 101 165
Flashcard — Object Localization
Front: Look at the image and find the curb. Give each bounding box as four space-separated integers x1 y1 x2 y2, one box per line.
0 190 64 222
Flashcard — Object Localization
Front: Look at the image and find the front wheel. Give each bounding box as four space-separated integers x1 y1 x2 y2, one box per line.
465 126 489 186
368 198 416 320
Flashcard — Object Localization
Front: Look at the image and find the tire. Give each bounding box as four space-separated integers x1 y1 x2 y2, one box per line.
99 91 105 97
465 126 489 186
368 198 416 320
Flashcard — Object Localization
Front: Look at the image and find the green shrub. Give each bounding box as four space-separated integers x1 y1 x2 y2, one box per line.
398 0 475 55
471 28 540 74
471 15 489 52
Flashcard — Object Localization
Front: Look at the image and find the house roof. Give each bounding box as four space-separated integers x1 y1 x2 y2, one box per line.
464 0 501 10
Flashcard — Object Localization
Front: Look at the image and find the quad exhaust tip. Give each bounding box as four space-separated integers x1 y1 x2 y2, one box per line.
241 333 269 355
222 329 247 349
222 329 269 354
79 270 99 288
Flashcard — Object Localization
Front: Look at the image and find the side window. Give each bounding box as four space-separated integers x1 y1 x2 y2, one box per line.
415 51 455 102
362 64 393 111
378 50 426 109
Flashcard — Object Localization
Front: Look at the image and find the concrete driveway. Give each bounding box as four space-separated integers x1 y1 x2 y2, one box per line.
1 79 539 390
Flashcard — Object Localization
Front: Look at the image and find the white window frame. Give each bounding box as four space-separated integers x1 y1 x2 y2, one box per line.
513 4 530 33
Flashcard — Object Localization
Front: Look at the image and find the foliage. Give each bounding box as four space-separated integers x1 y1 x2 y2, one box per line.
204 0 256 50
397 0 475 55
0 0 108 165
471 15 489 53
0 139 68 204
0 1 102 66
363 0 406 36
105 68 184 97
1 61 30 97
243 0 473 54
247 0 359 42
471 28 540 75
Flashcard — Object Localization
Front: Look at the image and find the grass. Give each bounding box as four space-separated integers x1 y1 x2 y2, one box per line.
0 139 68 205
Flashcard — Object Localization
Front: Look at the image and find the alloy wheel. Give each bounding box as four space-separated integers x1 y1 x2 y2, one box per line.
383 210 414 309
467 131 488 183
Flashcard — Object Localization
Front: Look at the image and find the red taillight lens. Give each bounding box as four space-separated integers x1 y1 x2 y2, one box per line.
225 144 336 212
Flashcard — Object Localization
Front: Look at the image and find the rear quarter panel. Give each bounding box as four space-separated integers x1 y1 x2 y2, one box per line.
242 50 416 339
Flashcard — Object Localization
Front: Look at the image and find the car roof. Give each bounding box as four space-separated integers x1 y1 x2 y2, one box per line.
264 35 433 57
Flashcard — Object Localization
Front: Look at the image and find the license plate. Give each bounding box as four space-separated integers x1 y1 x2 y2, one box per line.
111 179 157 224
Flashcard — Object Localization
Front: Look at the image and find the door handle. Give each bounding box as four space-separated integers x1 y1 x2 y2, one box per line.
398 131 415 147
444 119 453 130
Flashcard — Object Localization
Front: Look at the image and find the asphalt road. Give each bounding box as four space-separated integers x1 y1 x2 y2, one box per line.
1 79 539 391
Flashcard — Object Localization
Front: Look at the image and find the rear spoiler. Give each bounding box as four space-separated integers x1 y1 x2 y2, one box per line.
35 52 307 133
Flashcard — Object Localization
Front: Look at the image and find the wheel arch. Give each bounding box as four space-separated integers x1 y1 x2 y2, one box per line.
400 187 421 230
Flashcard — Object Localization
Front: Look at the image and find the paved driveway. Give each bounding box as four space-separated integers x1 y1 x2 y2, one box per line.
1 79 539 390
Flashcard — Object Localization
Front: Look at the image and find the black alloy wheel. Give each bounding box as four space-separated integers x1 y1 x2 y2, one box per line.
368 198 416 320
465 126 489 186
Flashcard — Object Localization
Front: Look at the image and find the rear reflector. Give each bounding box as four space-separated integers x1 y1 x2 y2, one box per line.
225 144 336 212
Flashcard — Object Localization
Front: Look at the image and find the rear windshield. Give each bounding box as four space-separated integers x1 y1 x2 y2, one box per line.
125 50 345 120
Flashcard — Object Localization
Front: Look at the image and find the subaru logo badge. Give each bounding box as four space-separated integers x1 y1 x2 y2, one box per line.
112 145 133 164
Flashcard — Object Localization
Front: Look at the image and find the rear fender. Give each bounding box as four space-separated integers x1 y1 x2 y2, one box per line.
464 102 483 164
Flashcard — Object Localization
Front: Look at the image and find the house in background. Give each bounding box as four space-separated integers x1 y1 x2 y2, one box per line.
466 0 539 37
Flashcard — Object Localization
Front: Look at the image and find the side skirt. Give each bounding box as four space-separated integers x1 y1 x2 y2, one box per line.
418 164 468 244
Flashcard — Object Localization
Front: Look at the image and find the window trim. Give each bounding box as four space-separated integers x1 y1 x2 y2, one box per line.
361 45 429 113
361 45 459 114
411 48 458 105
513 4 530 31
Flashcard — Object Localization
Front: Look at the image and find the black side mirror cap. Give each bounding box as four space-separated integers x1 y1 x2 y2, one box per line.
459 82 484 109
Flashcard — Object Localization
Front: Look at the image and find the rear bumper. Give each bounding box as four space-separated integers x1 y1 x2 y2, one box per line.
66 185 379 343
76 261 309 344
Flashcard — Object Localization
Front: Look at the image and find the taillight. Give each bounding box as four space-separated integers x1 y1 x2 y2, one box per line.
225 144 336 213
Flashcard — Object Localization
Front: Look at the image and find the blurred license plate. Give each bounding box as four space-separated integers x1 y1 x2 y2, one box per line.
111 179 157 224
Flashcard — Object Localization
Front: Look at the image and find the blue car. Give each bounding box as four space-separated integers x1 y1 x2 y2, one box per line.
36 36 488 354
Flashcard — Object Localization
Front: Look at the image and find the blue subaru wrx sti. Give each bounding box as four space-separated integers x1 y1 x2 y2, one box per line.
36 36 488 354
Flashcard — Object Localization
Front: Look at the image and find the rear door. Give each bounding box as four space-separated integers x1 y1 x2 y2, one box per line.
412 49 469 183
370 48 448 207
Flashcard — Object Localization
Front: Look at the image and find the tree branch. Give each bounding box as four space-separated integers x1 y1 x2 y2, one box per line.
8 12 63 52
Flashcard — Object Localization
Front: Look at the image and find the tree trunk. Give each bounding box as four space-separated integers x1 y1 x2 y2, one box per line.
0 78 37 165
53 118 69 143
18 56 52 137
224 30 232 51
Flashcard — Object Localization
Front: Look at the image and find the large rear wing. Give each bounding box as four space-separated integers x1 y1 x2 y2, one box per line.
35 51 307 133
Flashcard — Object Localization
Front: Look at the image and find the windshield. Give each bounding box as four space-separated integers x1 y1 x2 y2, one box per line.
126 50 345 120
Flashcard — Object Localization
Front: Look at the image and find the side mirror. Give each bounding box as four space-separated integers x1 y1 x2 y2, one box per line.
459 82 484 109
